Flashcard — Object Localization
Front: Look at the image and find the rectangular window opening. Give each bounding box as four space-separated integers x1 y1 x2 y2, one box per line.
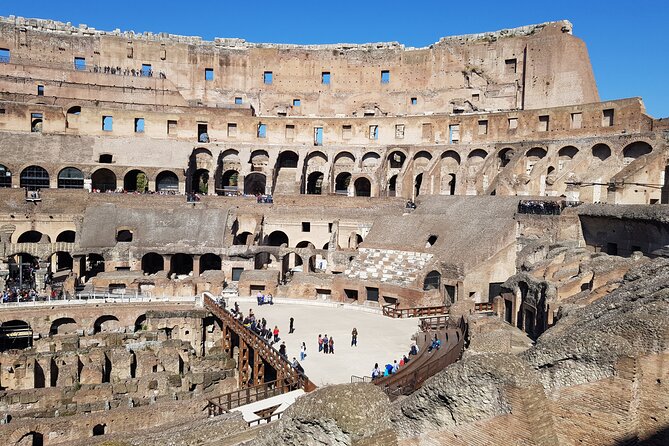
602 109 614 127
342 125 352 140
167 120 177 135
344 289 359 301
102 115 113 132
449 124 460 144
285 124 295 140
30 113 43 133
257 123 267 138
231 267 244 282
0 48 10 63
369 125 378 140
381 70 390 84
74 57 86 71
234 97 243 105
571 112 582 129
301 222 311 232
198 123 209 142
478 119 488 135
293 99 301 107
422 123 433 140
538 115 549 132
263 71 273 85
314 127 323 146
205 68 214 81
505 58 517 74
411 97 417 105
134 118 145 133
328 222 333 233
395 124 405 139
37 85 44 96
508 117 518 130
366 287 379 302
472 93 480 102
141 63 152 77
322 71 331 85
228 122 238 137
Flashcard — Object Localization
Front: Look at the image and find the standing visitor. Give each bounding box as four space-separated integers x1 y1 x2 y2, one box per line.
323 334 329 354
351 327 358 346
318 334 323 352
329 336 334 354
300 342 306 361
289 317 295 334
273 325 280 343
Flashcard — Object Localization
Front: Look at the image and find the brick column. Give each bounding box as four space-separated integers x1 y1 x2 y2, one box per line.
192 255 200 278
163 255 172 276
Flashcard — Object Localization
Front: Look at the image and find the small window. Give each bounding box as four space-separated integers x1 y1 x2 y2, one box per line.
257 123 267 138
505 58 517 74
134 118 145 133
411 97 417 105
205 68 214 81
228 122 237 137
369 125 378 140
345 289 359 301
102 116 113 131
314 127 323 146
74 57 86 71
366 287 379 302
0 108 5 114
538 115 549 132
602 109 614 127
301 222 311 232
231 267 244 281
472 93 480 102
328 222 333 233
449 124 460 143
141 64 152 77
263 71 273 84
508 118 518 130
478 120 488 135
198 123 208 142
322 71 331 85
234 97 243 105
395 124 405 139
342 125 352 139
571 112 582 129
116 230 133 242
293 99 301 107
167 120 177 135
37 85 44 96
285 124 295 139
426 235 438 248
0 48 10 63
422 123 433 140
99 154 113 163
381 70 390 84
31 113 43 133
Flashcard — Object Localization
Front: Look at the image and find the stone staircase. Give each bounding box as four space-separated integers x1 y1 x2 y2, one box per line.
344 248 433 287
273 167 300 195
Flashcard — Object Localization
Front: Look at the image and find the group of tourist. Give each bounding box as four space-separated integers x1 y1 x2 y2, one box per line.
317 334 335 354
256 194 273 204
91 65 167 78
2 287 40 303
370 342 419 380
256 291 274 305
517 200 562 215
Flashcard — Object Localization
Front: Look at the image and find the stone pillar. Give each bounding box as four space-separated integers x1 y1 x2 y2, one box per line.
207 175 215 196
163 255 172 277
148 179 156 193
35 260 49 291
238 338 250 388
192 255 200 278
74 255 86 279
253 348 264 386
223 326 232 358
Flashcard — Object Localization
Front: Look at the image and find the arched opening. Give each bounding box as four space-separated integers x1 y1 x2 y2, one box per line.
54 251 73 271
441 150 461 165
49 317 77 336
423 270 441 291
234 231 253 246
134 314 147 332
92 423 107 436
361 152 381 168
414 173 423 197
335 172 351 195
267 231 289 247
66 106 81 129
498 148 514 168
526 147 547 159
334 151 356 166
87 253 105 278
57 167 84 189
141 252 164 275
116 229 133 242
93 315 120 334
200 253 221 274
0 164 12 188
388 175 397 197
354 177 371 197
191 169 209 195
171 253 193 276
244 173 266 195
16 431 43 446
155 171 179 193
592 143 611 161
91 168 117 192
413 151 433 170
123 170 148 193
468 149 488 161
8 253 38 290
249 150 270 169
0 320 33 351
277 151 299 168
623 141 652 165
446 173 456 195
294 241 315 269
56 230 75 243
348 233 363 248
388 151 406 168
20 165 49 190
306 172 324 195
220 170 239 195
558 146 579 160
17 230 47 243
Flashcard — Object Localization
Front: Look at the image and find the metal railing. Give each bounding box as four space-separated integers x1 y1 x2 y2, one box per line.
206 378 303 417
382 303 449 318
474 302 494 312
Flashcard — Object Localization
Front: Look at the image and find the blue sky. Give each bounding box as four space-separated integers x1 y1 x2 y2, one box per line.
1 0 667 117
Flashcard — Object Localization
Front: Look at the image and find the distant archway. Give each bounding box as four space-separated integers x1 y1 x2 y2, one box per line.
0 164 11 188
592 143 611 161
267 231 289 247
20 165 49 190
57 167 84 189
191 169 209 194
388 151 406 168
93 315 120 334
388 175 397 196
623 141 652 164
17 230 48 243
171 253 193 276
56 230 76 243
354 177 371 197
200 253 221 274
156 171 179 192
91 168 117 192
49 317 77 336
306 172 324 195
335 172 351 194
424 270 441 291
141 252 164 275
220 170 239 195
244 173 266 195
277 151 299 168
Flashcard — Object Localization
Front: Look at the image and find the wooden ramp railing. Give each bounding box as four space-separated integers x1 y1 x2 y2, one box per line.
382 303 449 318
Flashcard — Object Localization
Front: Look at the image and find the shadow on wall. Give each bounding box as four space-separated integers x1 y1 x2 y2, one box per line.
613 426 669 446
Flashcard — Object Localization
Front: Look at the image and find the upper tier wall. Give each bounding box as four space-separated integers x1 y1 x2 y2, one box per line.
0 17 599 115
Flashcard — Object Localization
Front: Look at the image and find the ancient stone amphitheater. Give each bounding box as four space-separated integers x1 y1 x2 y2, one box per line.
0 16 667 446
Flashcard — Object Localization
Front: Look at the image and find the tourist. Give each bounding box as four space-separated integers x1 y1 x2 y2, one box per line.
318 334 323 352
392 360 399 374
409 343 419 356
328 336 334 354
351 327 358 346
266 293 273 305
371 363 381 380
323 334 329 353
289 317 294 334
291 357 298 368
384 363 393 376
273 325 280 343
279 341 287 357
300 342 306 361
256 290 263 305
402 354 410 365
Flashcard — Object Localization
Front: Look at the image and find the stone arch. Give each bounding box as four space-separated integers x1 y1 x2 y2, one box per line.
622 141 652 164
354 177 371 197
592 143 612 161
414 173 423 197
423 270 441 291
388 174 398 196
526 147 547 159
49 317 77 336
220 169 239 194
92 423 107 436
171 253 193 276
498 148 514 167
387 150 408 169
277 150 299 168
91 168 117 192
249 150 270 168
57 167 84 189
334 151 356 166
0 319 33 351
20 165 49 190
335 172 352 194
10 429 44 446
234 231 253 246
56 230 76 243
558 145 579 159
361 151 381 168
0 164 12 188
191 168 209 194
244 172 266 195
123 169 148 192
306 150 328 165
441 150 461 165
348 233 363 249
306 171 324 195
17 230 49 243
267 231 289 247
200 253 221 274
53 251 73 272
442 173 456 195
93 315 121 334
155 170 179 192
134 314 147 332
141 252 164 275
468 149 488 161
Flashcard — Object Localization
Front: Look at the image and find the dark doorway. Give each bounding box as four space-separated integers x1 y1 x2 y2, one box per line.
141 252 164 275
91 168 117 192
306 172 324 195
244 173 266 195
414 173 423 197
354 177 371 197
504 299 513 324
